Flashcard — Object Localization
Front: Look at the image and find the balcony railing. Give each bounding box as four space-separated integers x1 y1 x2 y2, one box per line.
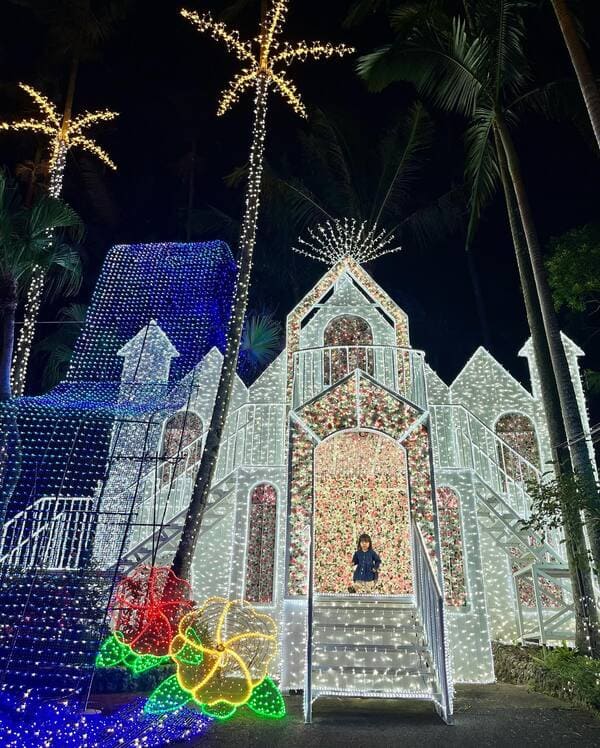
292 345 427 410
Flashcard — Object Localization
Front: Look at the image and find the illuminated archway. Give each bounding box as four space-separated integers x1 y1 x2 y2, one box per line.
495 412 540 474
245 483 278 604
314 430 411 595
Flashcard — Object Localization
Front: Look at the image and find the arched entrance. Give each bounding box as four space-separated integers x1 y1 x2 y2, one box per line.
313 430 412 595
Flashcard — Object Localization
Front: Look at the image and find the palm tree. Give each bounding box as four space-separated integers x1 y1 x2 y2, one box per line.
4 0 126 395
0 171 83 401
358 0 600 655
549 0 600 152
170 1 353 581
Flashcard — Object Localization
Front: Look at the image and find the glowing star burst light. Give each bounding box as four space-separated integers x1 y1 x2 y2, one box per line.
293 218 402 266
180 3 354 118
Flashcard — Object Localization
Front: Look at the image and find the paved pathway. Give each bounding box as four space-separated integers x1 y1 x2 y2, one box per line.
172 683 600 747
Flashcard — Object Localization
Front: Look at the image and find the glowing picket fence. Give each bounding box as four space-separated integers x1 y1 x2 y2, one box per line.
292 345 427 410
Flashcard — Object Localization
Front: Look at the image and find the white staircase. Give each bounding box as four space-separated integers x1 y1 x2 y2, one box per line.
115 474 237 575
476 477 574 643
304 521 453 724
311 597 438 697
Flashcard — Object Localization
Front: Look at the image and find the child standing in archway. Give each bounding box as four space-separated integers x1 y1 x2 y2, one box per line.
350 533 381 594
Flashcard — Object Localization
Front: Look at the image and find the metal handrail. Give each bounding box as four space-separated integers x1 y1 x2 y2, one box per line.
412 518 453 724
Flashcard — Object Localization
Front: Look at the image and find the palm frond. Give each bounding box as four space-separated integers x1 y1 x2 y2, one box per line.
464 108 499 248
238 312 283 381
358 18 488 117
396 186 467 250
374 101 434 223
43 242 83 299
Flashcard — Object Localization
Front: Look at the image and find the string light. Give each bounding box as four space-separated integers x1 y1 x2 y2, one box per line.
143 597 284 721
1 83 119 397
0 688 213 746
180 4 354 118
293 218 401 266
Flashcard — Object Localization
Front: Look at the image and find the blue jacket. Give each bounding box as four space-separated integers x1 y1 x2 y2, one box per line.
352 549 381 582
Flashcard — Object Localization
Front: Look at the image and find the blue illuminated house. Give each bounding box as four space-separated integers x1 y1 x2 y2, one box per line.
0 241 236 696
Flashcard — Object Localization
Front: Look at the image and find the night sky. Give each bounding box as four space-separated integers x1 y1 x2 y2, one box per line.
0 0 599 411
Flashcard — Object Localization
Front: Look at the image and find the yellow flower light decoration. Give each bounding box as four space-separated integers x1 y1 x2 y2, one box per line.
173 597 277 705
145 597 284 721
180 2 354 118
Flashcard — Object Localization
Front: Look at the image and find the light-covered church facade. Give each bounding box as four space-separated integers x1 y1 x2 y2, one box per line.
90 252 595 718
5 241 593 718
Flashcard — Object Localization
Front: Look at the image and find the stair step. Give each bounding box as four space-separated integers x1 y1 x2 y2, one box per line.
314 629 424 647
315 643 429 654
313 649 429 671
311 668 435 694
315 596 415 609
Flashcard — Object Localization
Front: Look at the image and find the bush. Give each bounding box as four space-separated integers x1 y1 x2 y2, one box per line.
535 647 600 711
493 641 600 715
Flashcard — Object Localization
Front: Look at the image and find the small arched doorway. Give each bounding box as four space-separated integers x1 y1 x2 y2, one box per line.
323 315 374 385
313 430 411 595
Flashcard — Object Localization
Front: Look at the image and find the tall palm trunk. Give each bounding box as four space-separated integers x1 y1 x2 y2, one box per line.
11 57 79 397
494 128 599 655
172 73 270 580
0 274 17 401
495 114 600 580
551 0 600 152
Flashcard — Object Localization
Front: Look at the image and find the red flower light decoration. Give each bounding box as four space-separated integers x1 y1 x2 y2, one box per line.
112 565 194 657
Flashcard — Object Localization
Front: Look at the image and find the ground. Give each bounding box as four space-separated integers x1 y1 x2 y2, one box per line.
151 684 599 747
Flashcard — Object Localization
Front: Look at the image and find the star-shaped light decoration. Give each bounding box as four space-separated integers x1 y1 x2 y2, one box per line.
180 2 355 118
1 83 118 186
293 218 402 266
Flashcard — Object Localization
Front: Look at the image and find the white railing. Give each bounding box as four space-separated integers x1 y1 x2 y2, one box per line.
292 345 427 410
412 519 453 724
430 404 541 519
0 496 95 571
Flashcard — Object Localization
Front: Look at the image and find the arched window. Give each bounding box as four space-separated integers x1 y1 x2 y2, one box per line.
495 413 540 483
437 487 467 607
160 411 203 485
323 315 374 385
245 483 277 604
